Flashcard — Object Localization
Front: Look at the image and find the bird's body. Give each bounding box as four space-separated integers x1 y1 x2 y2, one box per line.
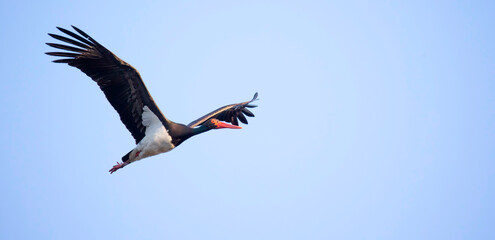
129 106 175 161
46 26 258 173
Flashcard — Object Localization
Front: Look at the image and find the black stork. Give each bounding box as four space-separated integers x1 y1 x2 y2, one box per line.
46 26 258 174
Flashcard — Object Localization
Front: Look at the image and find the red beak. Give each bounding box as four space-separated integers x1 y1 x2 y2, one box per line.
216 121 242 129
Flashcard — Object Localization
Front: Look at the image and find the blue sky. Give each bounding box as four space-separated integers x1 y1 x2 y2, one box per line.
1 0 494 239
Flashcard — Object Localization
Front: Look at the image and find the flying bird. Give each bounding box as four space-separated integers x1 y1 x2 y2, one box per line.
46 26 258 174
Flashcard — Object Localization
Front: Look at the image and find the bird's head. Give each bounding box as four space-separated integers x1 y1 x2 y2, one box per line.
205 119 242 130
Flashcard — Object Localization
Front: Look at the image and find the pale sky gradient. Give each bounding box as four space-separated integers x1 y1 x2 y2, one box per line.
1 1 494 239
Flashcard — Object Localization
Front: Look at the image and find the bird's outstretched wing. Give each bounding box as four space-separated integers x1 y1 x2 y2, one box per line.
46 26 169 144
188 93 258 128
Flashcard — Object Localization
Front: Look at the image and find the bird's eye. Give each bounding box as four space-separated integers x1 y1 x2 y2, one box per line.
211 119 220 127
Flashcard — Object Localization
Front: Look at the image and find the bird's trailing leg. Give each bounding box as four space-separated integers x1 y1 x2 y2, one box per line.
109 150 141 174
109 161 129 174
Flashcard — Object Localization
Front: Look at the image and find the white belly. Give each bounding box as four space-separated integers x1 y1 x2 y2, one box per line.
137 126 174 159
130 106 175 162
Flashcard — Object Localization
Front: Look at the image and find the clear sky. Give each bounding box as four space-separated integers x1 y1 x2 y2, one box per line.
1 0 494 239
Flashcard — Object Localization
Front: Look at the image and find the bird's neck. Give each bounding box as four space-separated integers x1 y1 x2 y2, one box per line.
169 124 211 147
192 125 211 136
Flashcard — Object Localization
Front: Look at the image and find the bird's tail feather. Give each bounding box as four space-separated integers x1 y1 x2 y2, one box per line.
122 150 132 162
